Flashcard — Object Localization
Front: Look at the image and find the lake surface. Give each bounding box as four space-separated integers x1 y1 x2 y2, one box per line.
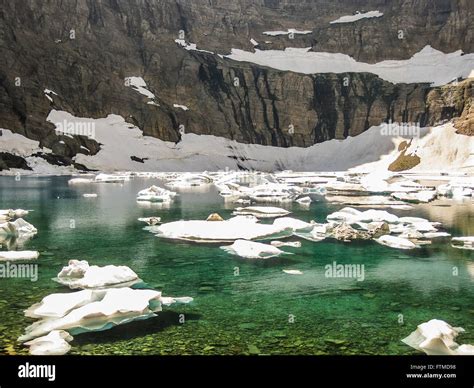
0 176 473 355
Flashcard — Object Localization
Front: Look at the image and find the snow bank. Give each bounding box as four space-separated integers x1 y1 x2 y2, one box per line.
225 46 474 86
330 11 383 24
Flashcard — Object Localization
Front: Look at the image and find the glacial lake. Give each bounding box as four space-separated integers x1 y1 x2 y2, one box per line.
0 175 473 355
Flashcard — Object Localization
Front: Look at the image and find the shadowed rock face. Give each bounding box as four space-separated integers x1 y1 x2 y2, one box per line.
0 0 472 166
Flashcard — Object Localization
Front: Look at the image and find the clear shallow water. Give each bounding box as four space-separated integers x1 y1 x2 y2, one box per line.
0 176 473 355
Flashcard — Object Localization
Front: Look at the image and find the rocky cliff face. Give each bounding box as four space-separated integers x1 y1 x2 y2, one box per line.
0 0 472 170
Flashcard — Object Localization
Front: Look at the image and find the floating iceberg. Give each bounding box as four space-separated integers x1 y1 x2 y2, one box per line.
374 235 418 249
391 191 436 203
19 287 193 343
0 251 39 261
232 206 291 219
136 185 177 203
272 217 314 232
94 173 130 183
155 216 293 243
54 260 141 289
0 218 37 238
296 196 312 204
221 239 291 259
283 269 303 275
0 209 29 220
83 193 97 198
138 216 161 225
451 237 474 250
402 319 474 355
68 178 93 184
271 240 302 248
24 330 73 356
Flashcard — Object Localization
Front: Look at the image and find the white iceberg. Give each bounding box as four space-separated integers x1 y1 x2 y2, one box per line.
54 260 141 289
136 185 177 203
0 218 37 238
271 240 302 248
375 235 418 249
402 319 474 355
155 216 293 243
232 206 291 218
83 193 97 198
138 216 161 225
451 237 474 250
221 239 291 259
68 178 93 184
296 196 312 204
0 209 29 219
391 191 436 203
19 287 193 342
0 251 39 261
272 217 313 231
24 330 73 356
283 269 303 275
94 173 130 183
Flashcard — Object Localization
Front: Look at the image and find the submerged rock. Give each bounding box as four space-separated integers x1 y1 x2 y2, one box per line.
331 223 372 242
402 319 474 355
206 213 224 221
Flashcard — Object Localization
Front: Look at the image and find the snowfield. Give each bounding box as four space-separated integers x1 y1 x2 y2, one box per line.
225 45 474 86
1 110 473 174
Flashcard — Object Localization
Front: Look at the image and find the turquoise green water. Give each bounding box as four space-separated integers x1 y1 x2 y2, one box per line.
0 176 473 355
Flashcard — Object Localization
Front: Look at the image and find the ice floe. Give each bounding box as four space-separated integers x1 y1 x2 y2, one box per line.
155 216 293 243
136 185 177 203
271 240 302 248
19 287 193 343
94 173 130 183
232 206 290 219
54 260 141 289
402 319 474 355
221 239 291 259
283 269 303 275
451 237 474 250
68 177 93 184
0 251 39 261
138 216 161 225
24 330 73 356
0 218 37 238
375 235 418 250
